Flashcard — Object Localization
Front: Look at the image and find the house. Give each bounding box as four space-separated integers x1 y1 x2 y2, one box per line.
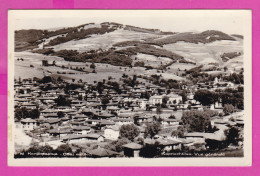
73 114 88 119
123 142 143 157
184 131 227 151
55 106 72 112
161 119 179 126
104 125 120 140
112 118 133 125
140 100 148 109
44 113 58 118
48 128 73 138
84 133 105 142
99 120 115 128
107 106 120 114
20 102 37 109
85 119 100 125
41 109 56 115
21 118 38 130
18 94 33 99
167 93 182 105
43 119 61 128
72 126 91 135
73 103 86 109
71 99 83 105
71 120 85 127
62 134 104 143
149 95 162 105
98 112 114 119
156 138 182 152
134 116 149 124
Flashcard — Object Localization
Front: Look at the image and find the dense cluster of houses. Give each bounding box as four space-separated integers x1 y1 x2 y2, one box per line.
14 75 244 157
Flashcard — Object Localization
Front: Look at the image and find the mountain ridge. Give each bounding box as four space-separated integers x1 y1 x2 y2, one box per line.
15 22 240 52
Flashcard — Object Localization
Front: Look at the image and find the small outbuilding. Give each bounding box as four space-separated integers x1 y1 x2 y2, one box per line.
123 142 143 157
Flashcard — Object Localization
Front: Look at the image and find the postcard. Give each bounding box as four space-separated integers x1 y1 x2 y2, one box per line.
8 10 252 166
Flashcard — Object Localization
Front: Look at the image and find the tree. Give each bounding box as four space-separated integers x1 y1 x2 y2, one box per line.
101 96 111 106
78 95 83 100
56 144 72 153
224 66 228 72
96 82 104 94
57 111 65 118
134 61 145 67
205 122 218 133
223 104 235 115
15 107 40 121
180 91 188 103
133 116 140 126
55 95 71 107
29 109 40 119
194 90 215 106
169 115 176 119
57 76 63 82
181 110 211 132
15 107 29 121
41 76 53 83
139 141 162 158
224 127 241 145
119 124 140 141
106 138 130 152
27 143 54 153
171 126 185 138
144 122 161 139
90 62 96 69
156 106 162 116
162 96 169 104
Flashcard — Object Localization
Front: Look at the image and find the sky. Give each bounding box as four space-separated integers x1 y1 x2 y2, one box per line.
10 10 251 35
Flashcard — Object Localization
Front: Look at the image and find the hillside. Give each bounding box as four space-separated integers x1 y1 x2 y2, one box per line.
15 23 122 52
145 30 236 46
15 22 243 79
15 22 171 52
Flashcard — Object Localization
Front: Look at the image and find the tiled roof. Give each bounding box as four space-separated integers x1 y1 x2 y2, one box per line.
123 142 142 149
21 118 37 123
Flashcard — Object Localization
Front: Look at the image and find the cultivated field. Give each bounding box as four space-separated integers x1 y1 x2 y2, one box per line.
131 53 172 67
15 51 183 83
49 29 163 53
163 40 243 65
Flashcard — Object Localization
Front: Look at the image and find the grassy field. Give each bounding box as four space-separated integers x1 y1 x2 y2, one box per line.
131 53 172 67
14 36 242 82
49 29 162 53
15 52 172 83
163 40 243 65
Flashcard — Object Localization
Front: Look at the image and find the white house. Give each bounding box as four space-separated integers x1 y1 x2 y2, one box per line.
161 119 179 126
21 118 38 131
104 125 120 140
167 93 182 105
149 95 163 105
140 100 148 109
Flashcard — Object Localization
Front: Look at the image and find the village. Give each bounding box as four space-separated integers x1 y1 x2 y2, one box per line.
14 58 245 158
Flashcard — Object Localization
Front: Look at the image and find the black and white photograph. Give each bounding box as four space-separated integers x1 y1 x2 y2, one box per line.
8 10 252 166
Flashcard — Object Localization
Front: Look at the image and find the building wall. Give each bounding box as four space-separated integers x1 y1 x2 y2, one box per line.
104 129 119 140
22 122 37 131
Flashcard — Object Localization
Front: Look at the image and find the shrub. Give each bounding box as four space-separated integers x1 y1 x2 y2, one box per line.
119 124 140 141
56 144 72 153
223 104 235 115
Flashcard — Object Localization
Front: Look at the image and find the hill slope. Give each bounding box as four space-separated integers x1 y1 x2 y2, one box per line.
15 22 242 69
